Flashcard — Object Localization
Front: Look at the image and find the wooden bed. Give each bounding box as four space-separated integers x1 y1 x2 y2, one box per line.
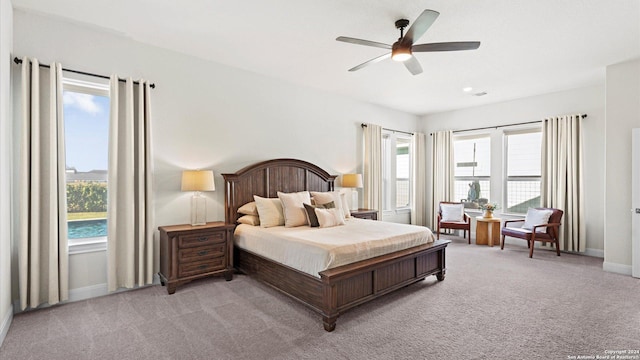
222 158 449 331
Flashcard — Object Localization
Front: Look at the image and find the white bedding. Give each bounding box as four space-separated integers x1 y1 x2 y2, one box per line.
234 218 435 278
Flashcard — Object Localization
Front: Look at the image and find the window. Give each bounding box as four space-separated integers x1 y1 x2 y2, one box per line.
382 131 412 211
63 78 110 253
453 135 491 206
504 130 542 213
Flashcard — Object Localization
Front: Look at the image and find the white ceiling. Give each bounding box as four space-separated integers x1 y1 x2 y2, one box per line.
12 0 640 115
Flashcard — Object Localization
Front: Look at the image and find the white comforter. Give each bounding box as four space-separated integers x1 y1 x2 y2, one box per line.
234 218 434 278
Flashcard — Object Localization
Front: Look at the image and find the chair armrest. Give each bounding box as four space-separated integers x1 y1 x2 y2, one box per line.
504 219 525 227
463 213 471 223
532 222 561 231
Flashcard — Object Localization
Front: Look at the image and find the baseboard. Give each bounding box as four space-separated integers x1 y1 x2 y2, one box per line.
69 283 109 302
13 274 162 314
0 306 12 348
584 248 604 258
603 261 633 276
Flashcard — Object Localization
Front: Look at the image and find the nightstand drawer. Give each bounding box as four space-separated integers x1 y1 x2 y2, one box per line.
178 244 225 263
178 231 225 248
178 258 226 278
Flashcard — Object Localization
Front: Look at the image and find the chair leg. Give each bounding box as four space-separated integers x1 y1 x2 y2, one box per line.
500 235 505 250
555 238 561 256
436 226 440 240
529 235 535 258
467 229 471 244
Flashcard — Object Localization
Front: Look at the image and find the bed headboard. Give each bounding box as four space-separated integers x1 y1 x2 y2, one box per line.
221 158 337 224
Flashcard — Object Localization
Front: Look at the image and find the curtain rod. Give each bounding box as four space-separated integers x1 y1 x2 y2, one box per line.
13 57 156 89
361 123 414 136
430 114 588 136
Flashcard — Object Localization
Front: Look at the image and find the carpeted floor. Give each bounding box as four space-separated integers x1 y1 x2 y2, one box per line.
1 237 639 360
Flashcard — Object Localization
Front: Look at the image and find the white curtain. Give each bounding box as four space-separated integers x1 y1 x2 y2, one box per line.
411 132 428 226
363 123 382 218
430 130 454 229
541 114 585 252
107 76 155 291
18 58 68 310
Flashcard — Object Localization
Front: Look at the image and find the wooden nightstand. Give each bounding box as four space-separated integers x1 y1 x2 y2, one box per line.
350 208 378 220
159 221 235 294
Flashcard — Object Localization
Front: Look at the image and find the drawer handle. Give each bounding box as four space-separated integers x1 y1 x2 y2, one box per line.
198 265 207 270
197 236 208 242
198 250 208 256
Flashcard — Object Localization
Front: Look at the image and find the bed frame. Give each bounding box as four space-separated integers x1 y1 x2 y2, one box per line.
222 158 449 331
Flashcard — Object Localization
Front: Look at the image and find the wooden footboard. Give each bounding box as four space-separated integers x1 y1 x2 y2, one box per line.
235 239 450 331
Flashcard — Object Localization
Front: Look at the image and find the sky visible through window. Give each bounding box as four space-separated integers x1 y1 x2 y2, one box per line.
63 91 109 172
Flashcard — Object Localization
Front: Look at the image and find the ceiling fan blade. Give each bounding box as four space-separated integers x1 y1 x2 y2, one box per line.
412 41 481 52
348 53 391 72
400 10 439 47
336 36 392 50
403 56 423 75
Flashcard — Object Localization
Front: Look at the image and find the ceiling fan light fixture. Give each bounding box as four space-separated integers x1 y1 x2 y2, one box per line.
391 42 412 62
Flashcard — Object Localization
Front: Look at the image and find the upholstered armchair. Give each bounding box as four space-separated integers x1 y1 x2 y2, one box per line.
500 208 564 258
437 202 471 244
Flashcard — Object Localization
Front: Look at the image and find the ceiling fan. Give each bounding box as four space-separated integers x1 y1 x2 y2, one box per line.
336 9 480 75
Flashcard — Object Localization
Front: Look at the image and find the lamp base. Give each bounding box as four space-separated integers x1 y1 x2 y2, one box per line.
191 193 206 226
350 189 358 211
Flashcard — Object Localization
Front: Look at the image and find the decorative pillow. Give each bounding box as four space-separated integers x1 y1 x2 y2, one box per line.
315 208 346 228
303 201 335 227
277 191 311 227
522 208 553 233
440 203 464 222
238 201 258 216
237 215 260 226
310 191 347 220
253 195 285 228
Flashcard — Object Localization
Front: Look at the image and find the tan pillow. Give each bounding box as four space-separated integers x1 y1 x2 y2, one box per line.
253 195 285 228
310 191 346 220
238 201 258 216
277 191 311 227
237 215 260 226
315 208 346 228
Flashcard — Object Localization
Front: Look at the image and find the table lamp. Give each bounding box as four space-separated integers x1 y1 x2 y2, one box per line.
342 173 363 211
181 170 215 226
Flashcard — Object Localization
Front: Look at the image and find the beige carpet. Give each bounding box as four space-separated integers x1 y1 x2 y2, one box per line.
1 237 639 360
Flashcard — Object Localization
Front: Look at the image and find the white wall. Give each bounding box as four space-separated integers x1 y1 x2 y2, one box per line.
419 85 606 255
11 10 417 299
0 0 13 346
604 59 640 274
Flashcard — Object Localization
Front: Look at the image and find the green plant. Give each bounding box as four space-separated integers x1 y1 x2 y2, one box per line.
66 181 107 213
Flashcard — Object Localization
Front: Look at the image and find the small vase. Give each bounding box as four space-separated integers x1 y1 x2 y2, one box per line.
483 210 493 218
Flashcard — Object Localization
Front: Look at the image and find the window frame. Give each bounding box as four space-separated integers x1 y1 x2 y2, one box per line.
502 128 543 215
453 133 491 209
381 130 412 213
62 77 110 254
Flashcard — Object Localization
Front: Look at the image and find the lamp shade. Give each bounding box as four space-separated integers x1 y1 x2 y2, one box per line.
181 170 215 192
342 173 363 188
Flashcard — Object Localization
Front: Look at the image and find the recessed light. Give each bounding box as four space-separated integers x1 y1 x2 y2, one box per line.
463 87 473 92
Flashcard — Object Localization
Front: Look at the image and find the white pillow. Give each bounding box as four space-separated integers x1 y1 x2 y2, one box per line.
277 191 311 227
238 201 258 216
522 208 553 233
253 195 285 228
237 215 260 226
315 208 346 228
440 203 464 222
340 191 351 218
310 191 347 220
